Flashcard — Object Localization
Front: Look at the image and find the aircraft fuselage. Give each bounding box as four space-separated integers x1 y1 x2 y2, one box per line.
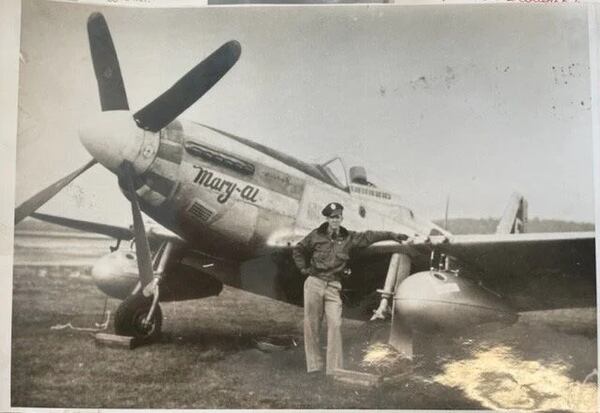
121 119 445 260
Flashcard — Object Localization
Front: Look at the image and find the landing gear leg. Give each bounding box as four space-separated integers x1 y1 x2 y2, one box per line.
372 254 402 320
114 241 174 341
372 253 413 358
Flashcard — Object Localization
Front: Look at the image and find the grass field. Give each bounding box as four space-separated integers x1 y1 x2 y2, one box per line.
11 264 598 410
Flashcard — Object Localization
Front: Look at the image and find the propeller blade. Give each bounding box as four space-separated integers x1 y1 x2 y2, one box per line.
133 40 241 132
15 159 97 224
122 162 154 286
87 12 129 111
31 212 134 241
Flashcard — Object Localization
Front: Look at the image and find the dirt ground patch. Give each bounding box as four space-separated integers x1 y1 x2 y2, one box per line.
11 266 598 410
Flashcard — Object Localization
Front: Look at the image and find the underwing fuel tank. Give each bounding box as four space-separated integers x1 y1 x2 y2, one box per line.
393 270 518 333
91 249 140 299
91 248 223 301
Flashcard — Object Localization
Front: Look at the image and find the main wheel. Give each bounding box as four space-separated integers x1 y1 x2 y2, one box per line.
114 292 163 341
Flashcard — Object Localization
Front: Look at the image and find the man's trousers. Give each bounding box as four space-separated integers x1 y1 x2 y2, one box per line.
303 275 343 374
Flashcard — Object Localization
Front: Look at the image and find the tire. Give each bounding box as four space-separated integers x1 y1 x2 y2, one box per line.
114 292 163 341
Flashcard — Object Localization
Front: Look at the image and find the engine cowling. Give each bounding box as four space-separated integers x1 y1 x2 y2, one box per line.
393 270 517 333
91 248 223 301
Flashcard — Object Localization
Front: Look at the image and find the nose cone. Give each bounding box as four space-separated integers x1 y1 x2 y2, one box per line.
79 110 157 174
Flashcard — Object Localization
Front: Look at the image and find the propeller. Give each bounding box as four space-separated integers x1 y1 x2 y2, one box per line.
121 162 154 287
133 40 241 132
82 13 241 290
30 212 134 240
87 10 241 133
14 159 97 224
14 13 241 290
87 12 129 111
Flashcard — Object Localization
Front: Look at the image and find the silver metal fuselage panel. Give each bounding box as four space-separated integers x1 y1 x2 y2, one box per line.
129 119 441 260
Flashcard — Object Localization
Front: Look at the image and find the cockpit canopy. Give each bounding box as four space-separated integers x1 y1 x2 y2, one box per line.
316 158 376 191
349 166 375 187
191 124 375 193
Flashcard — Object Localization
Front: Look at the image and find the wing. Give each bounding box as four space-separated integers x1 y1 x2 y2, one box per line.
365 232 594 273
434 232 594 276
365 232 596 311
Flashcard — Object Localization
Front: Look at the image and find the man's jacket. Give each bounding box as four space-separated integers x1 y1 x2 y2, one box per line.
292 223 397 282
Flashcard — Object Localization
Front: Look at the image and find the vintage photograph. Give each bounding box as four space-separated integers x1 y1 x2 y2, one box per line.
12 0 597 410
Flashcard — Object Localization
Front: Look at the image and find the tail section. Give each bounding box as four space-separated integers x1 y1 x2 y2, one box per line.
496 192 528 234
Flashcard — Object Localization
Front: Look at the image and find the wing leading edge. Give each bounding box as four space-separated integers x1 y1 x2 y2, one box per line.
366 232 595 274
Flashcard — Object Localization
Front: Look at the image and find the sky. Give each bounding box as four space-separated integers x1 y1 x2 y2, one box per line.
15 1 596 227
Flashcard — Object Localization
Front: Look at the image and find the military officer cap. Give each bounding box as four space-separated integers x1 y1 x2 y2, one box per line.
322 202 344 217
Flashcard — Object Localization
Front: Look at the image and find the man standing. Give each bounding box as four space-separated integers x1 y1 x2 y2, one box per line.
292 202 410 375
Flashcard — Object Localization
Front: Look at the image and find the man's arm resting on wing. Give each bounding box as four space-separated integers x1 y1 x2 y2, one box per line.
351 231 409 249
